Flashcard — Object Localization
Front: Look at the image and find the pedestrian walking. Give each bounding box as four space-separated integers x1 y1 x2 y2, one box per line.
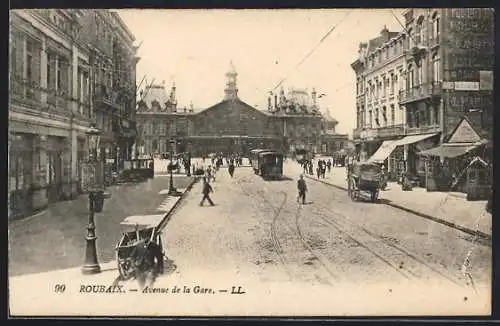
228 162 235 178
327 159 332 173
199 177 215 206
297 174 307 204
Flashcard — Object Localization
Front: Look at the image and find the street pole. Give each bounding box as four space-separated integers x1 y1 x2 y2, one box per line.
82 147 100 275
168 137 177 195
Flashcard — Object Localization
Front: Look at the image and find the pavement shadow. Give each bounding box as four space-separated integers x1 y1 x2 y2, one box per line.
263 176 293 181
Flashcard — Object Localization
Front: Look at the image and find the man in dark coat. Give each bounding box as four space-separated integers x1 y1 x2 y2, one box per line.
200 177 215 206
228 161 235 177
297 174 307 204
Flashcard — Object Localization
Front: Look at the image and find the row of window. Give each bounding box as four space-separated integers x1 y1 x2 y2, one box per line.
358 104 440 130
406 55 440 90
366 38 405 70
10 30 90 105
365 13 440 71
359 54 441 99
361 104 398 129
364 73 401 99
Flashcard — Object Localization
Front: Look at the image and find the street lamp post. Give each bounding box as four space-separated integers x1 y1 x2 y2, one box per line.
168 137 180 196
82 123 103 275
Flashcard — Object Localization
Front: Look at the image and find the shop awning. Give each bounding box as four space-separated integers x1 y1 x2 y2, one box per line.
367 140 399 163
394 133 439 146
418 142 484 158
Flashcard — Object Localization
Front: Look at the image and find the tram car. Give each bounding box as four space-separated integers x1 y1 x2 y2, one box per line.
253 151 284 179
250 149 269 173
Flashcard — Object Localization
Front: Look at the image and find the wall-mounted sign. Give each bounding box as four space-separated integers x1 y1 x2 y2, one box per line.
442 81 455 90
454 81 480 91
448 118 481 143
479 70 493 90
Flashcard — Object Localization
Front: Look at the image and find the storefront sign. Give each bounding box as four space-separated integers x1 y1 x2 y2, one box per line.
442 81 455 90
455 81 480 91
479 70 493 90
448 92 492 108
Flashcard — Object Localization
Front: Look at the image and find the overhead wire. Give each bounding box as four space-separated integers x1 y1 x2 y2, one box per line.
390 9 419 46
269 9 353 94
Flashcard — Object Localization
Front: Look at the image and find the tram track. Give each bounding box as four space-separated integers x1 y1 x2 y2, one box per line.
235 176 293 279
258 180 338 283
311 203 467 289
237 175 338 283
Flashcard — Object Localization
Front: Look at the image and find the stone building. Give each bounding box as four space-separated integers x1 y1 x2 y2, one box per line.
9 10 92 219
352 8 493 182
136 63 347 157
8 9 138 220
351 26 406 177
78 9 139 169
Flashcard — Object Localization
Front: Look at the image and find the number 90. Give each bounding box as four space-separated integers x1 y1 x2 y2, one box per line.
54 284 66 293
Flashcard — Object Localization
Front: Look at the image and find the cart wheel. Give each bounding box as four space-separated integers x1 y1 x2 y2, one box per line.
349 180 358 201
118 258 135 280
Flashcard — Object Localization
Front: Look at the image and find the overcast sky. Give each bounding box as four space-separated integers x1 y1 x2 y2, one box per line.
117 9 405 136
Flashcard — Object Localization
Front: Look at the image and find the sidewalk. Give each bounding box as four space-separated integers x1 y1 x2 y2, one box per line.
9 175 196 277
285 162 491 239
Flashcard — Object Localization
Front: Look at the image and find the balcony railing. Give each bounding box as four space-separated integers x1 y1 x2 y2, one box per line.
406 124 441 136
94 83 124 111
10 78 42 106
399 82 443 104
376 124 404 139
428 36 440 48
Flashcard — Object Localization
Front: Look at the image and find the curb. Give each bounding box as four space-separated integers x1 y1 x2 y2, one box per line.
157 176 200 232
305 175 492 241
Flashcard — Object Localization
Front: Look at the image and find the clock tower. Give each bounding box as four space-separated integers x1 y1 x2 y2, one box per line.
224 61 239 100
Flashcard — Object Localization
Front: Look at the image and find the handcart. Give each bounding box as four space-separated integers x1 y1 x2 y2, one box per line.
115 215 166 280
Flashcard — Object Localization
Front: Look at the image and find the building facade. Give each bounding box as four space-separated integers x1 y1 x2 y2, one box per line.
136 63 348 157
78 9 139 170
352 8 494 183
9 10 93 219
8 9 138 220
351 27 406 177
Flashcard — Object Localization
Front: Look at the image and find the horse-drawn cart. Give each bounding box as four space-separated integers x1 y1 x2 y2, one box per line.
348 162 382 202
116 215 166 281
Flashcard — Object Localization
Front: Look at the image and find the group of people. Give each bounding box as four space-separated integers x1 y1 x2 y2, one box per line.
300 158 332 178
199 152 244 207
315 159 332 179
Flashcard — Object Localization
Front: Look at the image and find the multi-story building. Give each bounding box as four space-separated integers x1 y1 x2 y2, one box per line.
8 9 138 220
9 9 93 219
351 26 406 178
352 9 494 183
136 63 347 157
78 9 139 170
398 8 493 181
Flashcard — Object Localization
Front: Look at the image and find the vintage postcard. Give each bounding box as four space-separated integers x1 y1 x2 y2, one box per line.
8 8 493 317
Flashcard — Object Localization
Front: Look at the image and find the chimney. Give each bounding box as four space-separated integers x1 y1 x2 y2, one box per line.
380 25 389 40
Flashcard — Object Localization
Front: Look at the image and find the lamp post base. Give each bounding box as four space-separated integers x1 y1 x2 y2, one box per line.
82 264 101 275
168 188 182 196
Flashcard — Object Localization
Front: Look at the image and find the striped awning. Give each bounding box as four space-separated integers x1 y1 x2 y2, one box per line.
367 140 399 163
